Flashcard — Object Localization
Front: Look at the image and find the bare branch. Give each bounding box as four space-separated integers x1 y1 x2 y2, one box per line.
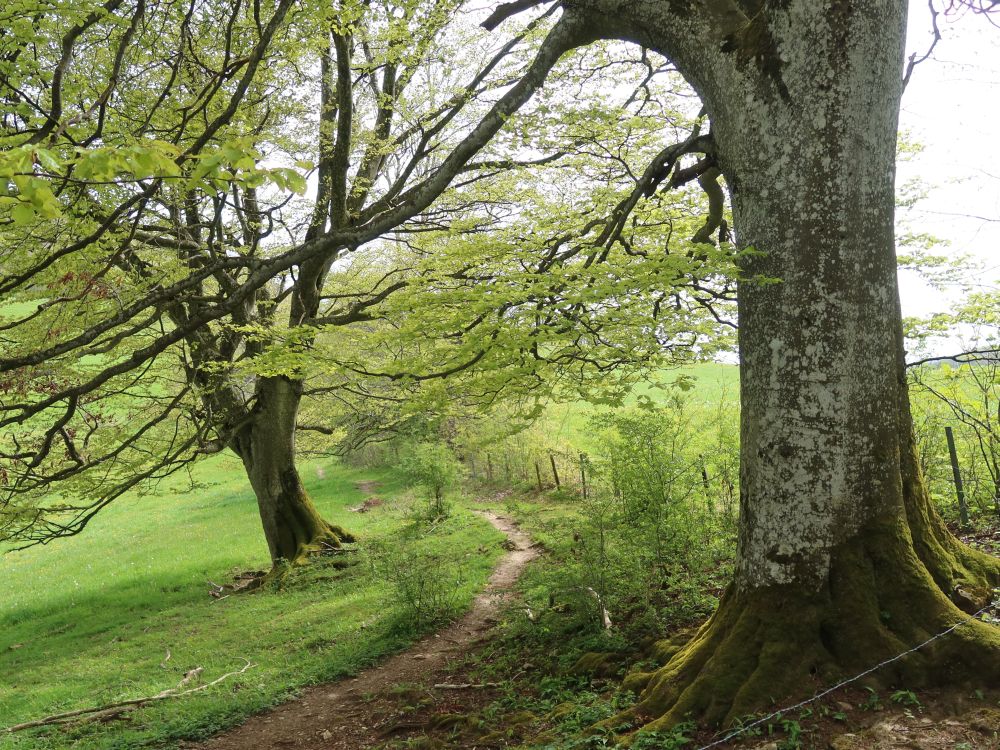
4 661 255 733
482 0 552 31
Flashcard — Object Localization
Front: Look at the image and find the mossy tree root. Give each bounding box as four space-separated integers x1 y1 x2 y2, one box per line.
903 460 1000 600
256 467 357 570
605 513 1000 739
272 492 356 565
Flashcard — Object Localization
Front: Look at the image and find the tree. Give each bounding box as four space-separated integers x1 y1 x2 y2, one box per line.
0 0 584 564
502 0 998 731
0 2 729 568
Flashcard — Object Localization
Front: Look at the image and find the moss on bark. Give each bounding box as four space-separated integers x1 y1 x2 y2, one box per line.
601 486 999 740
269 467 355 565
902 445 1000 603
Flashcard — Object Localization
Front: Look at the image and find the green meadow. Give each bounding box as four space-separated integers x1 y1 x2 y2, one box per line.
0 454 504 750
534 362 739 451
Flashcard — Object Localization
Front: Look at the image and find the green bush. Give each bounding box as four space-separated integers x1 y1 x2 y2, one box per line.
401 441 462 518
567 396 736 637
367 539 467 631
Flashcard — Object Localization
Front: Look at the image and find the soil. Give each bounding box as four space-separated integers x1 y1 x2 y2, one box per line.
184 510 538 750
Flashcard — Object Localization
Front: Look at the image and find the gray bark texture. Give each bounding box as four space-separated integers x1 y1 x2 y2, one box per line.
568 0 909 590
558 1 999 729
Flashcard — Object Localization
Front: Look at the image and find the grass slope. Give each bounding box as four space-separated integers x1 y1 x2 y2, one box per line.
540 363 739 452
0 455 504 750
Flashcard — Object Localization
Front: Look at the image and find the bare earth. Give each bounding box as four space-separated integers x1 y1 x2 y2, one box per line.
185 511 537 750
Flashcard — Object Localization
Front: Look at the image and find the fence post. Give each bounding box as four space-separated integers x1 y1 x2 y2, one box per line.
700 459 714 514
945 426 970 528
535 461 544 492
549 453 561 489
580 453 588 499
469 456 478 480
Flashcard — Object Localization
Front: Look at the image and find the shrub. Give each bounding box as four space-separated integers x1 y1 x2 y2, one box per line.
401 441 462 518
367 539 467 631
564 396 736 637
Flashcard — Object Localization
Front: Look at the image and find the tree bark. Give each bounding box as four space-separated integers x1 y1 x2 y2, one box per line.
236 376 353 566
566 0 1000 731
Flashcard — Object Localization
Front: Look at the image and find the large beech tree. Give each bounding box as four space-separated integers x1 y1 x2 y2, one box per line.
0 0 584 563
528 0 999 731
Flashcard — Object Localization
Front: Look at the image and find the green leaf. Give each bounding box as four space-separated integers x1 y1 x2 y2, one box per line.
11 201 35 224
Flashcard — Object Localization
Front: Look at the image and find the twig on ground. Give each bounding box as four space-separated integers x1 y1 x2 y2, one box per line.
433 682 502 690
4 660 255 733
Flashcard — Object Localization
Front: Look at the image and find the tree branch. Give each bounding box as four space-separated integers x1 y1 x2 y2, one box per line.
4 661 255 733
481 0 552 31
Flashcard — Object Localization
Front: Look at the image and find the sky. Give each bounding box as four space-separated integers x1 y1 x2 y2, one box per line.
897 1 1000 327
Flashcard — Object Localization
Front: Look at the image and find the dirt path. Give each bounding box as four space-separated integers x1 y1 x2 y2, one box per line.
185 511 537 750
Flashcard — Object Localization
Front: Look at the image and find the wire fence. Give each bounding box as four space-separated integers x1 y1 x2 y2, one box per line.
466 445 592 498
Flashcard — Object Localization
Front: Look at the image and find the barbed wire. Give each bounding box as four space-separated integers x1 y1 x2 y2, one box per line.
691 598 999 750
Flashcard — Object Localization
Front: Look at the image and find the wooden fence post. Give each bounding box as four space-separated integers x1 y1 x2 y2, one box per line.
700 459 713 514
535 461 544 492
549 453 561 489
579 453 588 499
945 426 970 528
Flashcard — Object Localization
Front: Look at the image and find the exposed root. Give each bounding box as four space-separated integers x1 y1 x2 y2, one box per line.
904 472 1000 602
603 511 1000 740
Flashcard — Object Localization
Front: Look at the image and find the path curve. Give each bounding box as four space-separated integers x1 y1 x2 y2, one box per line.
184 511 537 750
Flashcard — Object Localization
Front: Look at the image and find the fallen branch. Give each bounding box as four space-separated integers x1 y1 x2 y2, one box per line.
433 682 502 690
4 660 255 733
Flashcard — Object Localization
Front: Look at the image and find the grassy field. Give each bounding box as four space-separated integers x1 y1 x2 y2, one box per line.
539 363 739 452
0 365 741 750
0 455 504 750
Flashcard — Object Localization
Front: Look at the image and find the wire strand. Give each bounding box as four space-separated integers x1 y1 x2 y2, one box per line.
690 599 999 750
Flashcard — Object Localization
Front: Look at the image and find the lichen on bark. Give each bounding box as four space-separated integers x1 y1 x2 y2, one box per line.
563 0 1000 737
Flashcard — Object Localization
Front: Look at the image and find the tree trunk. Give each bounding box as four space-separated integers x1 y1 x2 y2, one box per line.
567 0 1000 732
237 376 353 566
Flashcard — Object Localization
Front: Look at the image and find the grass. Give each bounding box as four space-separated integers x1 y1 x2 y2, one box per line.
0 454 505 750
539 362 739 452
0 364 738 750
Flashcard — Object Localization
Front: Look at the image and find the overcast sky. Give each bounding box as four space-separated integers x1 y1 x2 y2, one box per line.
898 1 1000 325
